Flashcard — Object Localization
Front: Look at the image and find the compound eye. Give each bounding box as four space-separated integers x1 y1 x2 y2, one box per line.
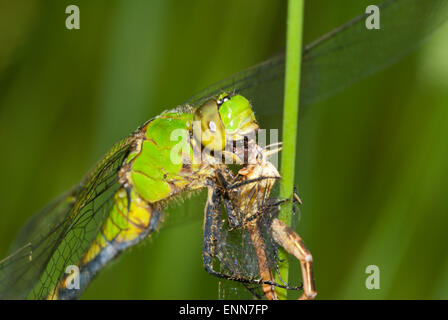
194 99 226 151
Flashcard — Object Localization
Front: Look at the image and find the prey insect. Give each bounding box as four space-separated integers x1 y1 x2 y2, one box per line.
201 142 316 300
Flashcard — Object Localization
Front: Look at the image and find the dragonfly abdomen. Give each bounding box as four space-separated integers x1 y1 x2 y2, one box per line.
49 187 161 299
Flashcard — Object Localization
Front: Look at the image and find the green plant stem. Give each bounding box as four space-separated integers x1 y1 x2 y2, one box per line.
275 0 304 300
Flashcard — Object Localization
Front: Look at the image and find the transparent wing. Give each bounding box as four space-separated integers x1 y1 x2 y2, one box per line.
186 0 448 128
0 136 135 299
216 193 302 300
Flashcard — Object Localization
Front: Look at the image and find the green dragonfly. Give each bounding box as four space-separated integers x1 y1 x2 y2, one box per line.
1 0 447 300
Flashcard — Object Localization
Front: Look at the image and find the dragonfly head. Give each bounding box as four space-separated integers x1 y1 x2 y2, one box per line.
217 93 258 140
193 93 258 152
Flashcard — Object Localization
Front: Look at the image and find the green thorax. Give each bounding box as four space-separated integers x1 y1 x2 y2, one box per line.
120 93 257 205
123 106 204 204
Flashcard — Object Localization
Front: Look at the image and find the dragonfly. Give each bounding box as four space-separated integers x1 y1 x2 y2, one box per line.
1 0 447 299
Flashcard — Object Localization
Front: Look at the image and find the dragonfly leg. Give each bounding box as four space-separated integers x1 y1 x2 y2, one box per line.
215 170 240 227
202 184 222 278
293 186 303 205
226 176 281 191
271 218 317 300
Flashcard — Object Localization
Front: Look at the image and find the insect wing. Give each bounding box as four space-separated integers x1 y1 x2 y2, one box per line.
0 136 134 299
186 0 448 124
216 201 302 299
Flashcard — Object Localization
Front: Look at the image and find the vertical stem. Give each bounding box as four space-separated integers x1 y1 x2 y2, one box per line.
276 0 305 299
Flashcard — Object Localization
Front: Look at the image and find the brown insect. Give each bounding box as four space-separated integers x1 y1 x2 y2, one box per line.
202 141 316 300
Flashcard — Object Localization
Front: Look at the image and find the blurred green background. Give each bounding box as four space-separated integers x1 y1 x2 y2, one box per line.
1 0 448 299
